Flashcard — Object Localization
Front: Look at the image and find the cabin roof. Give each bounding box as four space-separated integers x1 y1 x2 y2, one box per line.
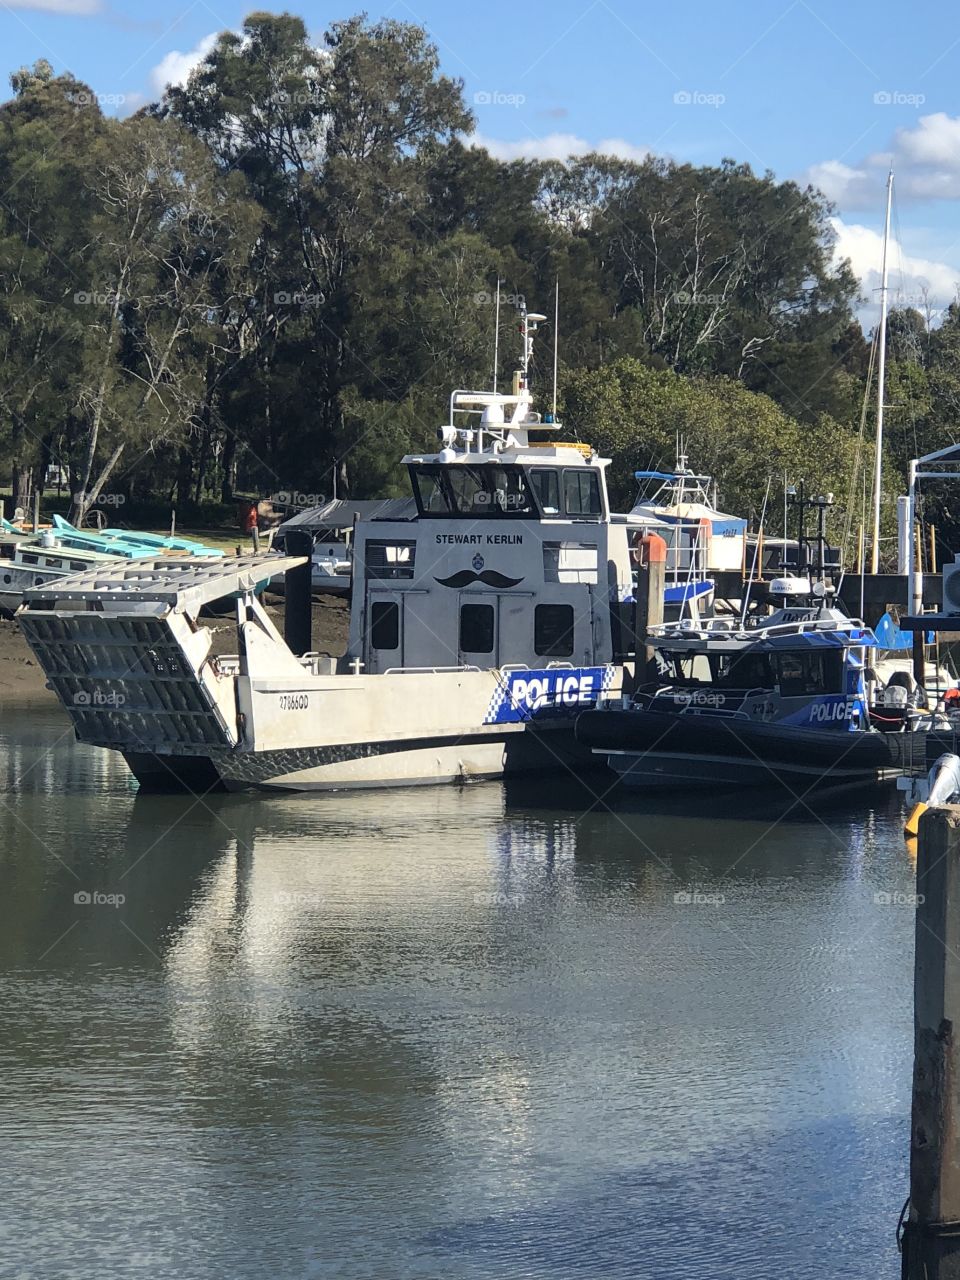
278 498 417 533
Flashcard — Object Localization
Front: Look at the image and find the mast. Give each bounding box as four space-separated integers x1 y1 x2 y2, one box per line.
551 279 559 420
492 276 501 394
870 168 894 574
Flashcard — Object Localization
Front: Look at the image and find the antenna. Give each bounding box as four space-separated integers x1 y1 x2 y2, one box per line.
870 168 894 574
552 278 559 419
492 277 500 394
519 306 547 389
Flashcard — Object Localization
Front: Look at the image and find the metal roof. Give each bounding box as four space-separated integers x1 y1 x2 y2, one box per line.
277 498 416 533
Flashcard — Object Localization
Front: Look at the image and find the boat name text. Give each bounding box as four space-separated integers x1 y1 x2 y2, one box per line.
435 533 523 545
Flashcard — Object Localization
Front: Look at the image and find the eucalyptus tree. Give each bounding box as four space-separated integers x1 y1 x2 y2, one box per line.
0 61 104 508
66 114 254 522
163 11 471 495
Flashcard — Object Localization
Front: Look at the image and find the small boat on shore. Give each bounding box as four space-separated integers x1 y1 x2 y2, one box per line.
0 515 227 616
577 604 890 789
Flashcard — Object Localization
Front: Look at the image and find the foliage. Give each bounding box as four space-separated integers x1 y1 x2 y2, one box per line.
0 12 953 566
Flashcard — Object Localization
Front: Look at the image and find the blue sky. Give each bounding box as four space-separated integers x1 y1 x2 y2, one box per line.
4 0 960 322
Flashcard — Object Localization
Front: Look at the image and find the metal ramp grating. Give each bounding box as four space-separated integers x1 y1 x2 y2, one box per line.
20 612 235 751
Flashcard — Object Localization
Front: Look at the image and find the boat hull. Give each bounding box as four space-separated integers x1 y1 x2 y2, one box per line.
124 720 594 793
576 707 891 791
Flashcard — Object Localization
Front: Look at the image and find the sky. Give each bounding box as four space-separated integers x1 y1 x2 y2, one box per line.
3 0 960 327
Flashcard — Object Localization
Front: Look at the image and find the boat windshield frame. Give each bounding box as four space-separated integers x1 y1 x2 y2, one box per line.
407 462 605 522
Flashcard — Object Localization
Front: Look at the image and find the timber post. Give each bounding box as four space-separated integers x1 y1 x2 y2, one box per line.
632 533 666 690
283 530 313 657
903 806 960 1277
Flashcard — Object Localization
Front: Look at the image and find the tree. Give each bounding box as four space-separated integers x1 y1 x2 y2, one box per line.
163 11 470 495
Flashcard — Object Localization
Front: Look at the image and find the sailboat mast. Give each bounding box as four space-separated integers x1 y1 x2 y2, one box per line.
869 169 894 574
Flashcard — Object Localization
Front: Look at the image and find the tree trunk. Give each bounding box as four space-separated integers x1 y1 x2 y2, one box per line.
12 463 32 514
176 446 194 509
221 434 237 504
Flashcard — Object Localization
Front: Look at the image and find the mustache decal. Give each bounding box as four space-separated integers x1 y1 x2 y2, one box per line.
434 570 525 589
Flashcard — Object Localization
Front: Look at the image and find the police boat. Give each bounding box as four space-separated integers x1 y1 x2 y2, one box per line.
576 602 890 790
18 307 640 793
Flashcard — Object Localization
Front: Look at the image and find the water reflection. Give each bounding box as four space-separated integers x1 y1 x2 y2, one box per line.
0 708 917 1278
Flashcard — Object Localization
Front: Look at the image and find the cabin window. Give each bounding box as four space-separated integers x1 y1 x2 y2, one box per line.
370 601 399 650
459 603 495 653
413 466 452 513
534 604 575 657
410 464 534 517
775 650 843 697
445 465 535 516
710 652 776 689
543 542 598 585
563 470 602 517
530 469 561 515
364 540 416 580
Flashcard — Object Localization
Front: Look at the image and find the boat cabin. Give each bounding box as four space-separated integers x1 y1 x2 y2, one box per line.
345 315 634 676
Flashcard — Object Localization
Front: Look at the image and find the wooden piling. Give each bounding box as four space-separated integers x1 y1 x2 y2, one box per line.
283 530 313 657
903 806 960 1278
633 534 666 689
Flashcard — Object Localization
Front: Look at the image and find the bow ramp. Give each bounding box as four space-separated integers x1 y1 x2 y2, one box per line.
17 556 304 753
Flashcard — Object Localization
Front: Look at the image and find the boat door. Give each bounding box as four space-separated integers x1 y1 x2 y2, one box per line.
364 588 447 673
458 592 500 667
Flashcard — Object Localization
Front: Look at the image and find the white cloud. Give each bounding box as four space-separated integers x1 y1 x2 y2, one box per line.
469 131 649 164
5 0 102 10
149 32 218 96
807 113 960 209
830 216 959 323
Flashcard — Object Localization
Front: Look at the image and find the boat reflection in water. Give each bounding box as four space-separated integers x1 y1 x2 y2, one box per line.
0 715 917 1279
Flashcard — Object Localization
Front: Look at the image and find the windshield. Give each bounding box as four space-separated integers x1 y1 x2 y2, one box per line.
410 465 535 517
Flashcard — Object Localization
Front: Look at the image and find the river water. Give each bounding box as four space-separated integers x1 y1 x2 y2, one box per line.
0 704 917 1279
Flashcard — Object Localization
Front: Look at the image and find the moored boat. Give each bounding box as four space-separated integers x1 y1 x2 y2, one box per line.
17 307 636 793
577 605 890 790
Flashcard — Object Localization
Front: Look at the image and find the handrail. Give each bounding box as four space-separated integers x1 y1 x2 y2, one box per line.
382 664 482 674
648 616 870 643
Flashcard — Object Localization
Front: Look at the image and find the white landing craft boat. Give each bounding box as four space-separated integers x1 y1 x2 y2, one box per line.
18 311 634 792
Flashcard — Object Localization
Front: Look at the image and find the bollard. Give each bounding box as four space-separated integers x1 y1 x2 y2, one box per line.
283 530 313 657
633 533 666 689
903 805 960 1278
